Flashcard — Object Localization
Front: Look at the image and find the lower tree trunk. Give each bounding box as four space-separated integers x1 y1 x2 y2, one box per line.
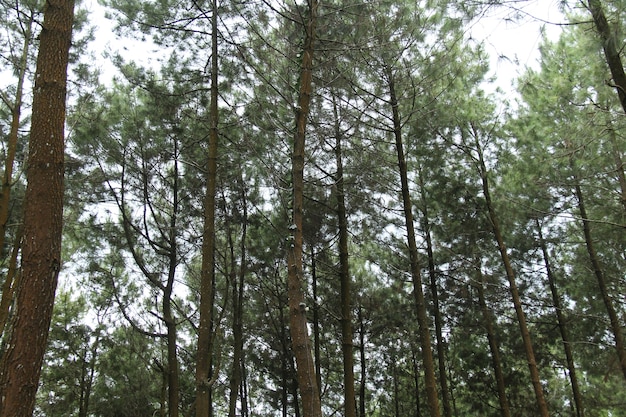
474 260 512 417
358 306 367 417
474 130 549 417
536 220 584 417
388 68 441 417
574 179 626 379
0 0 74 415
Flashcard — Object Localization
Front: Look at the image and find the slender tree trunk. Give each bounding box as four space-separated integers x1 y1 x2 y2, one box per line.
473 131 549 417
535 220 584 417
607 127 626 214
311 247 322 395
0 11 32 263
286 1 322 416
358 305 366 417
411 345 422 417
417 168 452 417
587 0 626 114
573 176 626 378
0 225 22 336
332 93 357 417
387 67 441 417
474 260 512 417
196 0 219 414
228 178 248 417
0 0 74 414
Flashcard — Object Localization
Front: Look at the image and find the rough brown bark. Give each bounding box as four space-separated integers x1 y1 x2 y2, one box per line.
287 0 322 415
332 94 357 417
0 0 74 414
387 68 441 417
473 129 549 417
196 0 219 414
536 220 584 417
358 306 366 417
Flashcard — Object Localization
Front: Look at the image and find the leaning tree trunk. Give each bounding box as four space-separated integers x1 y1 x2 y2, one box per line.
536 220 584 417
196 0 219 414
473 130 550 417
387 68 441 417
587 0 626 114
0 0 74 414
287 0 323 415
573 175 626 379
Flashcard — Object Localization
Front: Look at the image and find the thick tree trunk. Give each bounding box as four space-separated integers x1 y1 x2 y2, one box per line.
286 0 322 416
474 132 550 417
387 68 441 417
0 0 74 414
196 0 219 414
536 220 584 417
332 94 357 417
474 260 512 417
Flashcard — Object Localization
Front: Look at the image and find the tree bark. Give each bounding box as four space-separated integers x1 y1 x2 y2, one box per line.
286 0 322 416
332 93 357 417
196 0 219 414
387 68 441 417
0 0 74 414
474 260 512 417
536 220 584 417
358 305 366 417
573 176 626 379
473 129 550 417
417 168 452 417
587 0 626 114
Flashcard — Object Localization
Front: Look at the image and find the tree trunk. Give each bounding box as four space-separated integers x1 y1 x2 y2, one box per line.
286 0 322 415
573 176 626 379
587 0 626 114
228 177 247 417
417 168 452 417
332 93 357 417
473 130 550 417
387 67 441 417
358 305 366 417
536 220 584 417
196 0 219 414
474 260 512 417
0 0 74 414
0 225 22 336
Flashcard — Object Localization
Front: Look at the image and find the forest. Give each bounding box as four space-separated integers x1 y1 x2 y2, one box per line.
0 0 625 416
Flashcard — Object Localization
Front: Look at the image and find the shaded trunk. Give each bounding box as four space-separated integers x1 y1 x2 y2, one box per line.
228 178 248 417
536 220 584 417
474 261 512 417
332 93 357 417
311 247 322 395
587 0 626 114
196 0 219 414
358 305 366 417
573 177 626 379
387 68 441 417
411 345 422 417
0 10 32 263
286 0 322 415
0 225 22 336
417 168 452 417
473 131 549 417
0 0 74 414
